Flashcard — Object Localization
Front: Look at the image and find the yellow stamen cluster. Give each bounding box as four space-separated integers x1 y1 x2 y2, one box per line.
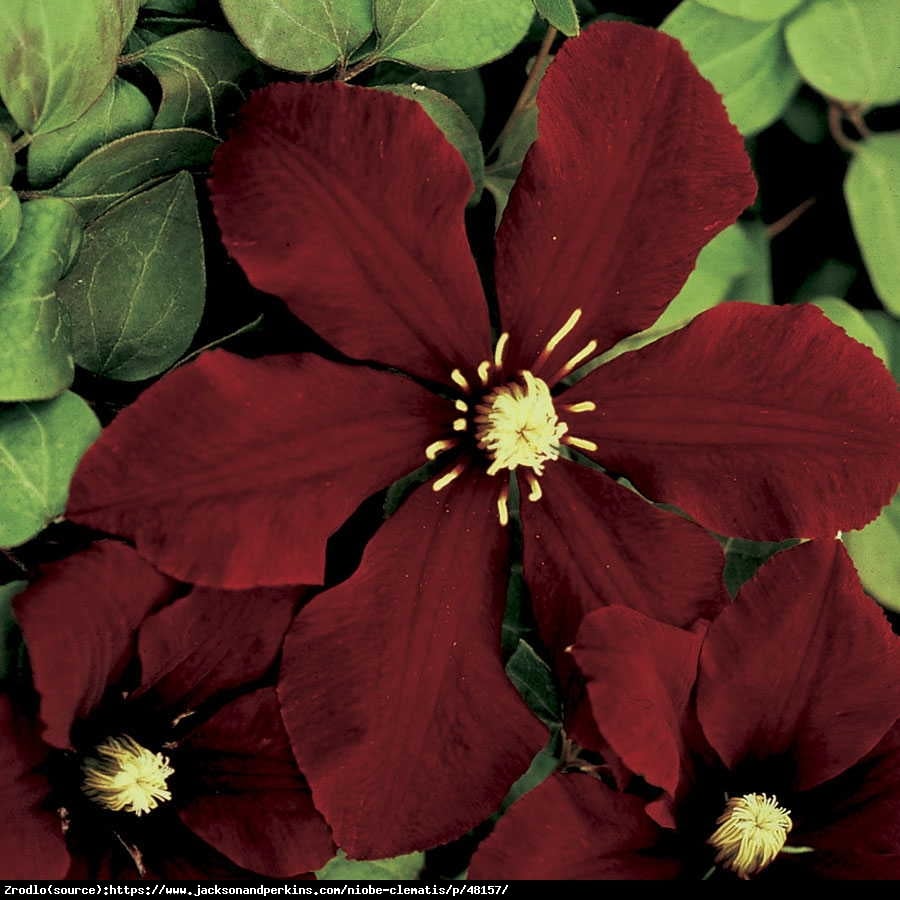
475 371 568 477
81 735 174 816
708 793 793 879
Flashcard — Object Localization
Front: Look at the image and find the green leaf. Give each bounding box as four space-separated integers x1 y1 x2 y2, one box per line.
378 85 484 200
729 220 773 305
499 728 561 813
142 0 198 12
662 1 801 136
0 0 126 134
861 310 900 376
0 199 81 402
0 131 13 186
696 0 804 20
533 0 580 35
0 188 21 263
485 105 538 227
58 172 204 381
221 0 373 73
0 392 100 548
135 29 255 134
375 0 535 70
46 128 217 221
845 133 900 315
0 580 25 683
844 495 900 611
505 639 561 727
27 79 155 188
786 0 900 107
811 297 889 361
794 257 857 302
371 65 486 129
724 538 799 596
782 92 828 144
317 851 424 880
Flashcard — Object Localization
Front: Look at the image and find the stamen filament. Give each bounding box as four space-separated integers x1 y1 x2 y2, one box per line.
433 464 465 492
542 309 582 357
564 435 598 452
549 339 599 384
477 361 492 386
451 369 470 392
452 418 467 432
525 474 542 502
494 332 510 368
454 399 468 412
497 486 510 526
425 439 456 460
563 401 596 414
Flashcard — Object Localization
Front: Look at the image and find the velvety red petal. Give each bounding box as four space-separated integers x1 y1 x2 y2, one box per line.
211 82 490 384
133 586 301 714
69 352 449 589
179 688 333 877
572 607 703 827
564 303 900 540
468 773 680 879
278 474 545 858
0 695 69 878
494 21 754 375
698 541 900 792
521 462 725 657
13 542 175 749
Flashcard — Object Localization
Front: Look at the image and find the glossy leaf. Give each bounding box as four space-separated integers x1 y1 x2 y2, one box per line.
812 297 890 361
370 65 486 129
46 128 217 221
786 0 900 107
505 639 562 727
696 0 804 19
378 85 484 200
0 132 13 186
533 0 580 35
0 188 21 263
27 79 155 188
317 851 424 880
137 29 255 134
58 172 205 381
221 0 373 73
0 0 125 134
0 199 81 402
0 392 100 548
662 0 801 135
375 0 535 69
845 133 900 315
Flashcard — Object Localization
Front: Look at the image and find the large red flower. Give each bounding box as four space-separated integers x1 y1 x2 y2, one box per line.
0 543 333 879
470 541 900 880
66 22 898 856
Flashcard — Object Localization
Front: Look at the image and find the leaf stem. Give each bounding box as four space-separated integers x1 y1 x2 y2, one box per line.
11 132 31 153
488 25 559 158
171 315 265 369
767 197 816 238
339 56 380 83
828 102 859 153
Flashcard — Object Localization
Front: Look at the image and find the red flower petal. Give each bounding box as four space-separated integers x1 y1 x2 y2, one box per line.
468 773 680 879
210 82 491 385
564 303 900 539
698 541 900 792
179 688 333 877
521 462 725 656
133 586 301 713
573 607 704 826
0 695 69 878
278 475 545 858
69 352 448 589
13 543 175 749
494 22 754 375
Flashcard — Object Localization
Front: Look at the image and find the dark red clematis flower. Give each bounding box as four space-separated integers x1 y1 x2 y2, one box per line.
470 540 900 880
66 22 898 856
1 542 334 879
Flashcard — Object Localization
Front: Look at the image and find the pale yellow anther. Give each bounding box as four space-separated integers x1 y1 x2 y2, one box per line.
477 360 492 386
452 418 467 432
425 439 456 460
497 487 510 526
564 401 596 414
433 464 465 492
525 474 542 502
564 435 598 453
494 332 510 369
708 794 793 880
81 735 174 817
454 399 468 413
451 369 470 392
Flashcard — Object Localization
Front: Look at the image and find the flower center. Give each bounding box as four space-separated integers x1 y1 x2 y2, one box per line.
81 735 174 816
475 371 568 477
708 793 793 880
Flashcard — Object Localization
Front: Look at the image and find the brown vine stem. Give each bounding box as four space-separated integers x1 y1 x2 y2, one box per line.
767 197 817 238
488 25 559 158
828 102 860 153
339 56 381 83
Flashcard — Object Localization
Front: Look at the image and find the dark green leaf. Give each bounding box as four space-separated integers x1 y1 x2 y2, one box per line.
378 85 484 200
786 0 900 107
811 297 889 361
723 538 799 596
142 0 198 12
136 28 255 134
793 258 857 302
0 188 21 263
499 728 562 813
0 199 81 402
371 65 486 129
0 131 13 186
375 0 534 70
0 580 25 683
845 133 900 315
0 392 100 548
782 92 828 144
0 0 126 134
505 639 561 727
46 128 217 221
662 1 801 136
58 172 204 381
317 851 424 880
485 106 538 227
696 0 803 19
221 0 373 73
533 0 580 35
27 79 155 188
